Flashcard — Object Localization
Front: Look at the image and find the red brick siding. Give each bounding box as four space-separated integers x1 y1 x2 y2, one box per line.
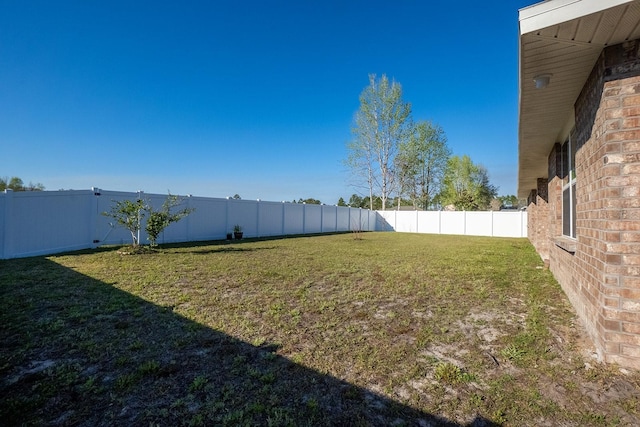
527 178 550 262
528 40 640 369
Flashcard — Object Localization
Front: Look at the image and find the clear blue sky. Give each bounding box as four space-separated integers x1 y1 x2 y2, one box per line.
1 0 534 204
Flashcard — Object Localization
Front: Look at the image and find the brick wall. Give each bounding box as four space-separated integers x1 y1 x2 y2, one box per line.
529 40 640 369
526 178 550 262
581 41 640 368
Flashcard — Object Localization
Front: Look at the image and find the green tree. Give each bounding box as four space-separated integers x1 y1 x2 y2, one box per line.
0 176 44 191
439 155 498 211
396 121 450 210
8 177 24 191
348 194 363 208
25 182 45 191
297 198 322 205
361 195 383 210
102 199 146 247
337 197 347 207
346 74 412 210
497 195 519 208
145 194 195 247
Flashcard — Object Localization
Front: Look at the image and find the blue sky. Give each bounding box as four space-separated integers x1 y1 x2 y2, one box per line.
1 0 534 204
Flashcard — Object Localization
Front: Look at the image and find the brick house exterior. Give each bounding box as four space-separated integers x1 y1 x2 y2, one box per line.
519 0 640 369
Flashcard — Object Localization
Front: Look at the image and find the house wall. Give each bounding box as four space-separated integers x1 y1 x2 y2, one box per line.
527 40 640 369
526 178 550 262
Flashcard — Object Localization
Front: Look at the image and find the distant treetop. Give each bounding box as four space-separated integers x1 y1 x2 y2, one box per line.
0 176 45 192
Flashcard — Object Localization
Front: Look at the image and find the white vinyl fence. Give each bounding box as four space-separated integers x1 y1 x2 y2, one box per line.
0 189 377 259
1 189 527 259
377 210 527 238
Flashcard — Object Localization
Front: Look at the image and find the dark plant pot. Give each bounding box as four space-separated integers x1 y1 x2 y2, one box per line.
226 233 233 240
234 232 243 240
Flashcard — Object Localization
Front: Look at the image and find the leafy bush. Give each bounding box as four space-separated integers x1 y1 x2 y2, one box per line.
103 193 194 248
102 199 146 247
145 194 194 247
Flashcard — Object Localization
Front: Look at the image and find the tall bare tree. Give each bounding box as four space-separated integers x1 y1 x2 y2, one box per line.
346 74 412 210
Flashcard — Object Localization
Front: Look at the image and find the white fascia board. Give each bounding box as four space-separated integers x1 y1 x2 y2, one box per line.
519 0 635 34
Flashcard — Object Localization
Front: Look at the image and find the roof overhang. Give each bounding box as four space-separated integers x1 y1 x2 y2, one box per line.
517 0 640 198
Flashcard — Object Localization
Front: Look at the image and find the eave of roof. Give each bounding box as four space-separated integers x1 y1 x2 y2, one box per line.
517 0 640 198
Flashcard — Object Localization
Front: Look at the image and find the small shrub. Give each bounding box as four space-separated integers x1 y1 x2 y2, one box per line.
434 362 462 384
102 199 145 247
138 360 160 375
189 375 208 392
501 344 526 362
146 193 195 247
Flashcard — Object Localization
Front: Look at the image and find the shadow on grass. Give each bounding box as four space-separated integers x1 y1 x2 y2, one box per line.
0 256 499 426
158 231 361 249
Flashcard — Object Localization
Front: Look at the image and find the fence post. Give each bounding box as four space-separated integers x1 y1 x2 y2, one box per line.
463 210 467 236
225 197 230 237
302 202 306 234
491 210 494 237
90 187 100 247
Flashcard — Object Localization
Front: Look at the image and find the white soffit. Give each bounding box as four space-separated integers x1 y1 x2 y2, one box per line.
519 0 634 34
517 0 640 197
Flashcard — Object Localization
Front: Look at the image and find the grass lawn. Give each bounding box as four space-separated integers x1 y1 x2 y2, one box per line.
1 232 639 426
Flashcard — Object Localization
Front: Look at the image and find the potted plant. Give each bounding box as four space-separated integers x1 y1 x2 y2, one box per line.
233 224 243 240
226 232 233 241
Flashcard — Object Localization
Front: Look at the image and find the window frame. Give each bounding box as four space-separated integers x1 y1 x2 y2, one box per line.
561 133 577 239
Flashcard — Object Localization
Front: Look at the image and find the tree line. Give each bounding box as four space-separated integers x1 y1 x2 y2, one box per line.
345 74 498 211
0 176 45 192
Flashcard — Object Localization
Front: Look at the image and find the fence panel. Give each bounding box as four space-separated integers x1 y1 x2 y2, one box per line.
493 211 527 237
321 205 336 233
440 211 467 235
2 190 95 258
465 212 493 236
374 209 527 238
303 204 322 234
283 203 304 235
258 201 285 237
1 189 526 259
417 211 441 234
336 207 350 231
182 196 228 241
226 199 257 238
351 208 370 231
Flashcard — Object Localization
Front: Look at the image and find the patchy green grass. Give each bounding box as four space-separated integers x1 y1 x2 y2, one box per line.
1 232 639 426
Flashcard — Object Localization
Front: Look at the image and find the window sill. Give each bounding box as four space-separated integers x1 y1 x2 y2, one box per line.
554 236 577 254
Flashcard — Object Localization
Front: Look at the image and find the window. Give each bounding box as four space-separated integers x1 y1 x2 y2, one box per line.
561 134 576 238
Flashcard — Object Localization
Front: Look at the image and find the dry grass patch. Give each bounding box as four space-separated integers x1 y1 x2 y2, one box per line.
1 232 639 426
